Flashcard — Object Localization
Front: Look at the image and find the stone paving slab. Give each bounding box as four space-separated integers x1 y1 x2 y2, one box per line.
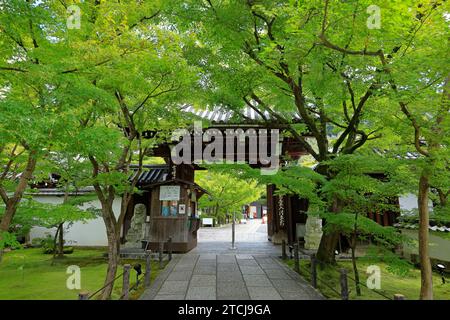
166 271 192 281
218 263 240 272
243 274 273 287
186 286 216 300
173 264 196 272
247 286 283 300
217 281 248 296
217 271 244 282
154 294 186 300
193 266 217 275
236 254 254 259
239 266 265 275
237 259 260 267
141 253 324 300
265 269 293 280
217 255 237 263
190 275 217 287
158 280 189 295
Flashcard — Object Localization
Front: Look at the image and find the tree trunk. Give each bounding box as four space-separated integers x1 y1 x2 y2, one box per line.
101 234 120 300
58 222 64 257
100 207 121 300
51 224 61 265
0 150 37 233
316 231 339 264
0 202 18 233
436 188 448 207
350 234 361 296
418 170 433 300
316 196 342 264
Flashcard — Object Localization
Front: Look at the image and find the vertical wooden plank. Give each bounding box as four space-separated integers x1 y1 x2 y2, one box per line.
267 185 274 237
159 242 164 269
168 237 173 261
121 264 131 300
311 254 317 288
376 211 381 225
286 195 294 244
145 251 151 288
281 239 287 260
383 212 389 226
293 243 300 273
340 269 349 300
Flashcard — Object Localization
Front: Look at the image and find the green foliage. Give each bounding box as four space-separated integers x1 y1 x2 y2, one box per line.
0 248 165 300
14 198 95 229
322 212 404 247
316 155 410 249
34 235 57 254
363 246 413 277
0 231 21 251
203 163 325 206
196 171 264 222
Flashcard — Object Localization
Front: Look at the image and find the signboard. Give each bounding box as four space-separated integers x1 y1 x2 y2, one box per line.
202 218 213 226
178 204 186 215
159 186 181 201
249 206 257 219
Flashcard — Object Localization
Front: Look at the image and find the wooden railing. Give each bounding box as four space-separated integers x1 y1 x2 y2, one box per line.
79 237 173 300
281 240 405 300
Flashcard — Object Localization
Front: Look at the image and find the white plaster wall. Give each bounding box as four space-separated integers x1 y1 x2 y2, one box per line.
399 193 433 212
29 196 122 246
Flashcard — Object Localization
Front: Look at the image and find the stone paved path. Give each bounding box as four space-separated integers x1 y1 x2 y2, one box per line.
140 219 323 300
140 253 324 300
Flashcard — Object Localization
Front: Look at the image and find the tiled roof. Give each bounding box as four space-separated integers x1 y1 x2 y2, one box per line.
181 105 302 123
130 165 170 186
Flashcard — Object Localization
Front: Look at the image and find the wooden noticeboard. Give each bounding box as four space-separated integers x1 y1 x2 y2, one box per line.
159 186 181 201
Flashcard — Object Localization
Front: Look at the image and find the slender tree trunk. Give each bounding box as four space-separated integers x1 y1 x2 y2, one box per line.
53 182 70 260
58 222 64 257
350 234 361 296
100 205 121 300
0 150 37 263
0 202 18 233
436 188 448 207
418 169 433 300
51 224 61 265
102 232 120 300
0 150 37 232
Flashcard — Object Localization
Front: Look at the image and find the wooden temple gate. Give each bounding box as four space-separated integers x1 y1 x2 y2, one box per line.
122 106 400 252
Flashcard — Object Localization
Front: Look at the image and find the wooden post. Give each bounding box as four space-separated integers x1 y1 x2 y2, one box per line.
293 243 300 273
340 268 349 300
299 238 305 249
168 237 173 261
78 291 89 300
311 254 317 288
159 241 164 269
394 294 406 300
121 264 131 300
145 250 151 288
230 211 236 250
281 240 287 260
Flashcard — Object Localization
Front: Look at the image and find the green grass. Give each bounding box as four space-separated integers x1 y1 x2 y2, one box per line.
0 247 166 300
432 231 450 241
284 258 450 300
